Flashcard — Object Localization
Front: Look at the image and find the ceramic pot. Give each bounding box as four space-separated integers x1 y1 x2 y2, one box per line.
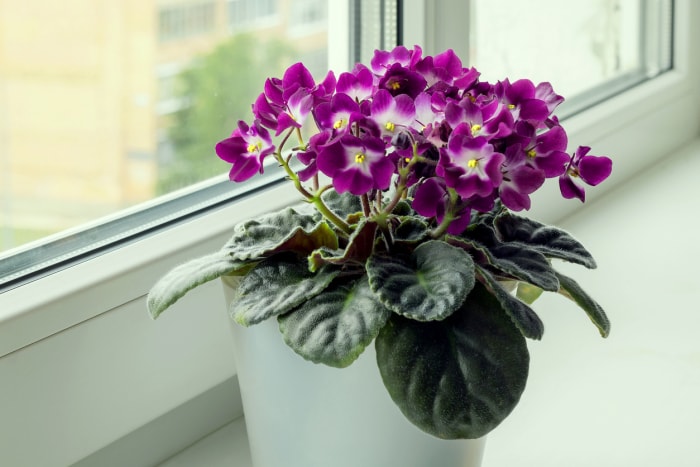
222 275 486 467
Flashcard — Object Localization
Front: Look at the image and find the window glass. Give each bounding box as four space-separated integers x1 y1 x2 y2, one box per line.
467 0 672 113
0 0 328 256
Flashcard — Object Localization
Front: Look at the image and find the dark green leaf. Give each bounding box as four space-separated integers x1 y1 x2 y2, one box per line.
231 255 339 326
488 243 560 291
278 276 391 368
222 208 338 262
367 240 475 321
556 271 610 337
494 212 597 269
476 266 544 340
393 218 429 243
147 252 251 319
449 237 559 292
321 190 363 222
375 283 529 439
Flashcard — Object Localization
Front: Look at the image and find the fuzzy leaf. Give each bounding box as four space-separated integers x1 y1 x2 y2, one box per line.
147 252 251 319
450 237 559 292
231 255 339 326
556 271 610 337
321 190 363 222
375 283 529 439
477 266 544 340
222 207 339 262
393 218 429 243
367 240 475 321
278 276 391 368
494 212 597 268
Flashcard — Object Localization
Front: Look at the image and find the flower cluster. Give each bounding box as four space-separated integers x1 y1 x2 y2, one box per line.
150 45 615 441
216 45 612 235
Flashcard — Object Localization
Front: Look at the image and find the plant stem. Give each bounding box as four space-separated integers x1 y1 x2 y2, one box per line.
429 188 459 239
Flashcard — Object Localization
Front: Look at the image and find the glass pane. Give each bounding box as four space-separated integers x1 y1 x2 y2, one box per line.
0 0 329 254
468 0 672 111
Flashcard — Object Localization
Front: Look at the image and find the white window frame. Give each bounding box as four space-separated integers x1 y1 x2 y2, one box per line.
1 0 698 464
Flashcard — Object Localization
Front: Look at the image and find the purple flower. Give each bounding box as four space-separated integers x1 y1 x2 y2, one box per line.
336 66 374 103
496 78 550 125
415 49 464 87
521 124 571 177
275 87 315 136
216 120 275 182
370 45 422 74
412 177 472 234
296 131 332 181
314 92 362 134
438 126 505 199
369 89 416 139
378 63 427 99
559 146 613 202
317 134 395 195
499 145 546 211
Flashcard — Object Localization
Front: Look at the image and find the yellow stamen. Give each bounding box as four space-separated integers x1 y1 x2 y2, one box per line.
333 119 347 129
390 82 401 91
527 149 537 158
355 153 366 164
385 121 396 132
247 143 259 153
467 159 478 169
471 124 481 135
508 104 516 110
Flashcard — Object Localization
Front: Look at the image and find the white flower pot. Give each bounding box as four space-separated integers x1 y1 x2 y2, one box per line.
222 276 486 467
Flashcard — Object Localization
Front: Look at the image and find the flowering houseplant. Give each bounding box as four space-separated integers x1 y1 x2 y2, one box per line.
148 45 612 440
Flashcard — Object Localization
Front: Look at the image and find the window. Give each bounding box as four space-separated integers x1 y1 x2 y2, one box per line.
159 2 217 42
0 0 328 289
0 0 691 291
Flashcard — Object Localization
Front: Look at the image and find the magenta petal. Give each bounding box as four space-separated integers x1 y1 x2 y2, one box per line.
412 178 445 217
579 156 613 186
283 62 315 91
559 176 585 202
333 167 373 195
500 186 531 211
369 156 395 191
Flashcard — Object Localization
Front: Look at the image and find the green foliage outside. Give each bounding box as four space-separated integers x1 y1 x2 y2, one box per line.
158 34 297 194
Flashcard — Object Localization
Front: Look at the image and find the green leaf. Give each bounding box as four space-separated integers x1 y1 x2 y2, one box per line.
375 283 530 439
321 190 363 222
222 207 339 262
494 212 597 269
449 237 559 292
308 221 377 272
366 240 475 321
278 276 391 368
556 271 611 338
231 255 339 326
393 218 429 243
476 266 544 340
147 252 252 319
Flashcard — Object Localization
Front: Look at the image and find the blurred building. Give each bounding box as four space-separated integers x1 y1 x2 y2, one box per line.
0 0 328 250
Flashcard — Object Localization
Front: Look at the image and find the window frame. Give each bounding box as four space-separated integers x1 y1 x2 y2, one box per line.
0 0 698 463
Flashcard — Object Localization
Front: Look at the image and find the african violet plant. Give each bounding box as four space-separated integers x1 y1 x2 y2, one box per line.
148 45 613 440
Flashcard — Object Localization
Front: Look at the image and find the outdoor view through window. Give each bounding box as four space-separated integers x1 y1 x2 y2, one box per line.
0 0 668 261
0 0 329 254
